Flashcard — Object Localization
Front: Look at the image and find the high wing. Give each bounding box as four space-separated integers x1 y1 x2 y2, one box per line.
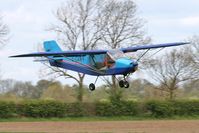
10 50 108 58
10 42 189 58
121 42 189 53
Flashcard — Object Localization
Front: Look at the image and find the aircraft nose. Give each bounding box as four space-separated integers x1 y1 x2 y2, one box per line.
116 59 138 69
131 60 138 66
131 60 138 72
134 61 138 66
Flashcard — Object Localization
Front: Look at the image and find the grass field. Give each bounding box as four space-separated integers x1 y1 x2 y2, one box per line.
0 116 199 122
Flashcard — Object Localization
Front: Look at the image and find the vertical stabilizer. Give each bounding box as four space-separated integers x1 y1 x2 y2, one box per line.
43 40 62 52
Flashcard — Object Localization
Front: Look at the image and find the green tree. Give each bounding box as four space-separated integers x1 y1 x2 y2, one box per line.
123 79 155 100
41 81 76 102
34 80 54 99
182 80 199 99
9 81 36 99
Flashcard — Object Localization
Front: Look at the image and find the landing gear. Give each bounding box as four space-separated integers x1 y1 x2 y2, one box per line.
89 83 95 91
119 80 129 88
119 74 130 88
89 75 130 91
119 80 124 88
124 81 129 88
88 76 99 91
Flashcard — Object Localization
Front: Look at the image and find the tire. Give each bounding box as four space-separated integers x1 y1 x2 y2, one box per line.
119 80 124 88
89 83 95 91
124 81 130 88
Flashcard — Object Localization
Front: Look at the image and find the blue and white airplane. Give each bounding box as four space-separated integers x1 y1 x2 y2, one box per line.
10 40 189 91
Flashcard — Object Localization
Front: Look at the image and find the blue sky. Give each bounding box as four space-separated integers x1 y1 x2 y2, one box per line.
0 0 199 85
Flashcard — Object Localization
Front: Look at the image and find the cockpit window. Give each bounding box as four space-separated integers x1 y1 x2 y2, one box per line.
107 50 127 61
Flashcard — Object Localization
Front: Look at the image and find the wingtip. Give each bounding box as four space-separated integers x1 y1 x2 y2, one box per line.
182 42 189 44
9 55 15 58
9 55 25 58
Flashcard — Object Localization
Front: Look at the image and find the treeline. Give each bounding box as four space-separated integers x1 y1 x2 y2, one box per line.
0 78 198 103
0 79 76 102
0 100 199 118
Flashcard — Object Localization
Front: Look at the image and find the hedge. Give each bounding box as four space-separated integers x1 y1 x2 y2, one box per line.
145 100 174 118
0 101 16 118
172 100 199 116
17 100 67 118
96 100 140 116
0 100 198 118
65 102 96 116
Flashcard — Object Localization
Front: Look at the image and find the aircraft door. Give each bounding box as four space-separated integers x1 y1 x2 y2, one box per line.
104 54 115 68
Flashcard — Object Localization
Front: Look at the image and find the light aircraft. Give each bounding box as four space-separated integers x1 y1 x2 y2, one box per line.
10 41 189 91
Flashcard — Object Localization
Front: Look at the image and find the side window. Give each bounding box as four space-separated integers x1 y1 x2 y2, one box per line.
91 54 106 69
89 54 115 69
104 54 115 68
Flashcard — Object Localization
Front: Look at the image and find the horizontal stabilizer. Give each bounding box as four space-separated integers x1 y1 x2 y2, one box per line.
33 59 50 62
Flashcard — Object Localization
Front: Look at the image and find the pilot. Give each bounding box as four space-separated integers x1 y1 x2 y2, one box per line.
103 54 114 68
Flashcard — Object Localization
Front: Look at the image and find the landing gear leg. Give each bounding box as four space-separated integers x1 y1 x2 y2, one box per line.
89 76 99 91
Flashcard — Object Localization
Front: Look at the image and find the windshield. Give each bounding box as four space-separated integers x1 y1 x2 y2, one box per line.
107 50 127 61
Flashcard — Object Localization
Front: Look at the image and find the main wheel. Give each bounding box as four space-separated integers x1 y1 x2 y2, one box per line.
124 81 129 88
119 80 124 88
89 83 95 91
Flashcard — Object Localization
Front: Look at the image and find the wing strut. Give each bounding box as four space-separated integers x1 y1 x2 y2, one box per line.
137 49 150 62
136 47 166 62
149 48 165 58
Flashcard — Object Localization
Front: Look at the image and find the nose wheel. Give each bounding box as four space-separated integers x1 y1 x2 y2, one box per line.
119 80 129 88
118 74 130 88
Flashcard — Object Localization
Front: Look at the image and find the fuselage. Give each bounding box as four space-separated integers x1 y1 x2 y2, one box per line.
49 57 138 76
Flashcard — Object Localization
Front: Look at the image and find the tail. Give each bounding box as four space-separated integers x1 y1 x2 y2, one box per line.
43 40 63 63
43 40 62 52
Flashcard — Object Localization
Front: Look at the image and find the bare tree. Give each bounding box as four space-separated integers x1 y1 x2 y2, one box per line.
145 49 198 100
179 35 199 98
99 0 150 48
44 0 150 101
0 15 9 47
97 0 150 98
0 79 15 93
43 0 104 102
188 35 199 68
